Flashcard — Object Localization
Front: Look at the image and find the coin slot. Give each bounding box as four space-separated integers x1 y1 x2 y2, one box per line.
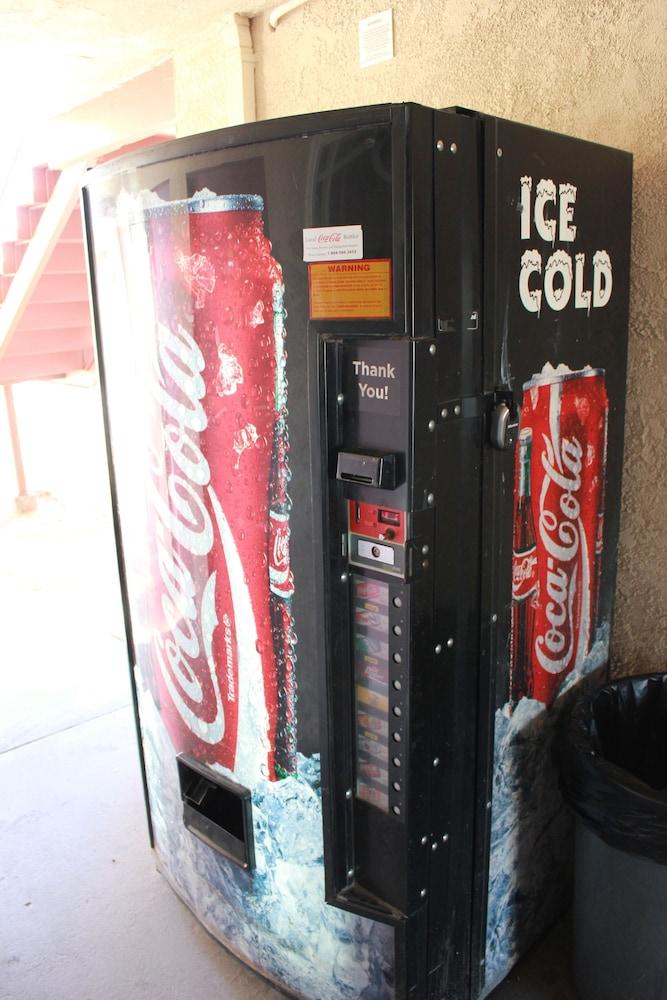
378 509 401 526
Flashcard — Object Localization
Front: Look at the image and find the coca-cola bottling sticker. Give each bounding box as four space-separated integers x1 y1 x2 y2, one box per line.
302 224 363 261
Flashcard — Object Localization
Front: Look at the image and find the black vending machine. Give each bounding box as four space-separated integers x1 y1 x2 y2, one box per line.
83 103 632 999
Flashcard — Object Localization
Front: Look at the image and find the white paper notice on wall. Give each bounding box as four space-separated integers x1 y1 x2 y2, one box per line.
303 225 363 262
359 9 394 68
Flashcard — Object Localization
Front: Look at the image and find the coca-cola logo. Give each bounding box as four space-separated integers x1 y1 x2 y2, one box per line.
145 313 272 781
317 232 343 243
148 320 227 742
512 547 538 600
534 423 585 675
272 522 289 571
269 510 293 596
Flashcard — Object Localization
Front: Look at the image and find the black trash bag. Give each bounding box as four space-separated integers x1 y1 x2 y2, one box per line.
559 672 667 865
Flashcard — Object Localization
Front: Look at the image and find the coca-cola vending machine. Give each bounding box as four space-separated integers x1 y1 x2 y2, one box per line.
83 104 632 999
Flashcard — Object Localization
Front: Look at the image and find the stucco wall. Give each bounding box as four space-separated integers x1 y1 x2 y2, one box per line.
174 15 256 135
252 0 667 674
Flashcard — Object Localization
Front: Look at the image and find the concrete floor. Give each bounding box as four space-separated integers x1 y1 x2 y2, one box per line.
0 377 577 1000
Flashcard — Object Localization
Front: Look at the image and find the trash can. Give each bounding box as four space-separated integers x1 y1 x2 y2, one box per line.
559 673 667 1000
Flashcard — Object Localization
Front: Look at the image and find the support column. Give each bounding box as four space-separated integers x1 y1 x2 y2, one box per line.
173 14 256 137
4 384 36 513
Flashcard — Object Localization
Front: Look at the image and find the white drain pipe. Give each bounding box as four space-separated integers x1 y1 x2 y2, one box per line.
268 0 310 30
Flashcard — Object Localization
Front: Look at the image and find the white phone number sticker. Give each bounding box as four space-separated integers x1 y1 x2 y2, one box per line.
303 225 363 262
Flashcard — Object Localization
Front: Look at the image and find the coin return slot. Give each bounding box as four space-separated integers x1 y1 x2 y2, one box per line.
177 755 255 871
358 539 395 566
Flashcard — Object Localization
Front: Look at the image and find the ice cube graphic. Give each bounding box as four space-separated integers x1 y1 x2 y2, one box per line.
136 681 395 1000
232 423 260 469
216 344 244 397
483 624 609 993
176 251 216 308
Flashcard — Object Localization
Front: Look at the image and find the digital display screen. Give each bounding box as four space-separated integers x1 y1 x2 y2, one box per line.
353 576 390 812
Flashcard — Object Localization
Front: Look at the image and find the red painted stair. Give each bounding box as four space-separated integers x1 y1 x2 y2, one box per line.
0 164 93 384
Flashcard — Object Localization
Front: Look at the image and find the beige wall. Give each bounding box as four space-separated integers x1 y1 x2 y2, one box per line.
252 0 667 674
174 15 256 136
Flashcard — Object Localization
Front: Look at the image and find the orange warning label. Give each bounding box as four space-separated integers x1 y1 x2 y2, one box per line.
308 258 392 320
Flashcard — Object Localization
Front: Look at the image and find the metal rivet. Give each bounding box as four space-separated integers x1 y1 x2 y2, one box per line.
433 757 440 767
392 781 401 792
431 842 438 851
393 706 402 718
393 756 402 767
393 679 402 691
486 800 492 810
447 637 454 648
420 888 427 898
497 147 503 158
491 613 498 623
393 652 402 663
345 789 352 799
422 559 429 569
441 407 448 418
453 404 461 416
450 142 458 154
435 643 442 655
347 867 354 878
393 596 402 608
336 393 344 404
421 835 428 846
393 624 402 636
428 419 436 432
421 544 429 555
429 344 437 356
442 833 449 843
393 805 401 816
393 732 402 743
426 493 435 505
340 572 348 583
436 139 444 151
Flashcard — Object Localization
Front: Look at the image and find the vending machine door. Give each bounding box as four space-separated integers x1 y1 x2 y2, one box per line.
469 116 632 997
83 104 438 1000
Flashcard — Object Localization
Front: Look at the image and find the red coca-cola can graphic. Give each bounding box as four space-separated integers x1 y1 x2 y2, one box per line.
511 365 608 706
131 191 296 783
